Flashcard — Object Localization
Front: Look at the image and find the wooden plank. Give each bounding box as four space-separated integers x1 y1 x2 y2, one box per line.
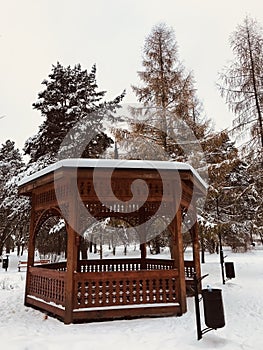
72 305 181 323
74 269 179 282
29 266 65 279
25 296 65 320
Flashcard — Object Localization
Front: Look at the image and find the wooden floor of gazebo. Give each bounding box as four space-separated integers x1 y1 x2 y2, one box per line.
25 258 195 323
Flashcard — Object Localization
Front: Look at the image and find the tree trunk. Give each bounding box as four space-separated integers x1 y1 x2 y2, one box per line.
201 235 205 264
100 244 103 260
0 243 3 256
247 28 263 149
79 238 88 259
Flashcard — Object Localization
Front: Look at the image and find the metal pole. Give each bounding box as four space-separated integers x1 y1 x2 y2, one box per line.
219 231 225 284
193 273 202 340
216 197 225 285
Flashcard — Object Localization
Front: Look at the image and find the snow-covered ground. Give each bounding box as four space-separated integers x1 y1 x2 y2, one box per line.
0 246 263 350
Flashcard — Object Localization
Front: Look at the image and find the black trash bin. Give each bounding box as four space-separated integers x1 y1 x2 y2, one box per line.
225 262 235 279
2 257 9 271
202 288 225 329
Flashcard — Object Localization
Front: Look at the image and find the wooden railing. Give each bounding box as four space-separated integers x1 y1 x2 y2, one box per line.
184 260 195 278
38 261 67 271
34 258 193 277
146 258 175 270
74 269 179 309
78 258 141 272
27 267 65 306
26 260 194 315
77 258 174 273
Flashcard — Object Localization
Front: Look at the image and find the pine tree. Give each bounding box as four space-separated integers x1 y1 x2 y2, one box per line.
0 140 27 256
24 62 125 164
0 140 22 181
241 150 263 245
200 131 251 252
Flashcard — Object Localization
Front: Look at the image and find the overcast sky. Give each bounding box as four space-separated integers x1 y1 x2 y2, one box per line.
1 0 263 151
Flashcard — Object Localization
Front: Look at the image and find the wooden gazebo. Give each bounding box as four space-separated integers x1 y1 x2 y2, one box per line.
18 159 207 324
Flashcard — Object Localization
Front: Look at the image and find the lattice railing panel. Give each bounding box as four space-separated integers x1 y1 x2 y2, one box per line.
146 259 175 270
74 269 179 309
78 258 175 273
184 260 195 278
78 259 141 273
28 267 65 306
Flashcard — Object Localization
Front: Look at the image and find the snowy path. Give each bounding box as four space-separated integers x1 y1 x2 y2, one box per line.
0 248 263 350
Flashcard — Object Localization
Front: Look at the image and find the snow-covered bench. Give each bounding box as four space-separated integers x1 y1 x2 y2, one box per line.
18 259 50 272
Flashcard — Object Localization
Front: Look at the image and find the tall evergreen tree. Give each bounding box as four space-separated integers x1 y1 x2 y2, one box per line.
200 131 251 252
114 23 210 162
0 140 27 256
133 23 208 152
132 23 201 122
0 140 22 183
242 150 263 244
113 23 210 254
24 62 125 164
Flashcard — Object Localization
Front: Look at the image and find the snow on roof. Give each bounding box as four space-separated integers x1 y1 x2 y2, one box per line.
18 158 208 189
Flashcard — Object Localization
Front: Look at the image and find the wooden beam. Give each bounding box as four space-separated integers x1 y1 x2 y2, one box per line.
24 193 36 307
64 183 79 324
169 204 187 314
191 211 201 291
72 305 180 323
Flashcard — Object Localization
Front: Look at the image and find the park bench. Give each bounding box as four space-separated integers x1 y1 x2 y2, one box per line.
18 259 50 272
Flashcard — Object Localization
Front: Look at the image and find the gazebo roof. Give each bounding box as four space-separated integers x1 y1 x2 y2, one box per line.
19 158 208 191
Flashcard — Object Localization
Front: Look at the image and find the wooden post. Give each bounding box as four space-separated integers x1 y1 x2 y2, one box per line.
24 193 36 306
191 220 201 289
139 223 147 269
64 185 79 324
169 205 187 314
140 243 147 269
190 200 202 291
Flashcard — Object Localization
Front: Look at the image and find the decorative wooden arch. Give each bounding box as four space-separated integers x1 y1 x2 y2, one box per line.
33 207 63 238
18 159 207 324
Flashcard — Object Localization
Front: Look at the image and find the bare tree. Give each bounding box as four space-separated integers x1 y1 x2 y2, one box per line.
218 16 263 152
